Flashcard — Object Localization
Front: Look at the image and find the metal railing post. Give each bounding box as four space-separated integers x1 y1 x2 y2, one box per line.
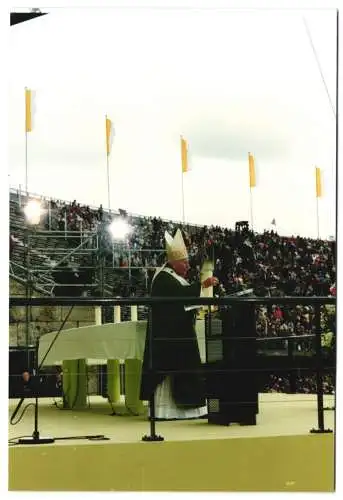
310 304 333 434
142 307 164 442
9 293 336 443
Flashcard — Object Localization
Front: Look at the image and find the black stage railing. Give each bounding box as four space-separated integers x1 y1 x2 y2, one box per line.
9 296 337 306
9 296 336 442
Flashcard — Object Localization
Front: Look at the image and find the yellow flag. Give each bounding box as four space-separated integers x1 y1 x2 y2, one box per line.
25 88 32 132
181 136 188 173
316 167 322 197
106 116 114 156
249 153 256 188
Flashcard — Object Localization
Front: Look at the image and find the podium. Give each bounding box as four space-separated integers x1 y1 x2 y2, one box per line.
205 303 258 425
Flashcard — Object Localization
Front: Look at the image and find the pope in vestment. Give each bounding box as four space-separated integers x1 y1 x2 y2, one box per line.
140 228 218 420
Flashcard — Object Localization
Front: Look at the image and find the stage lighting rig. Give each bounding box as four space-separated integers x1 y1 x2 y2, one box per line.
108 218 132 241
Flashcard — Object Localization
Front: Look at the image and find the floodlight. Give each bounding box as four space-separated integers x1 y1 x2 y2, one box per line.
108 219 131 240
24 200 42 225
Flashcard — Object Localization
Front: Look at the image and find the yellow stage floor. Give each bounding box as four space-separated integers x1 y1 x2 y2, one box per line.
8 394 336 492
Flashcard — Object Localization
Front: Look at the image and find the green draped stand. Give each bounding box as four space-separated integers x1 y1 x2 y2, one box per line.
107 360 121 404
62 359 88 409
125 359 144 415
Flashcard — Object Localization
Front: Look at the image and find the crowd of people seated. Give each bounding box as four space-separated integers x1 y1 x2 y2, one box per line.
10 191 336 295
10 191 336 394
263 373 335 394
41 198 106 232
13 191 336 287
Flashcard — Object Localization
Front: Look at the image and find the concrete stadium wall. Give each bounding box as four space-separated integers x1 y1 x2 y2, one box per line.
9 279 96 346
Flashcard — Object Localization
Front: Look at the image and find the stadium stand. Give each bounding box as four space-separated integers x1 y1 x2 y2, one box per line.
9 188 336 394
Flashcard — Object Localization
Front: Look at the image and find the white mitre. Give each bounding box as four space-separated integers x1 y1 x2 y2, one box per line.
165 229 188 261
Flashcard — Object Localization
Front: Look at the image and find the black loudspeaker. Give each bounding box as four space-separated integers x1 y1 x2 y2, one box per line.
9 348 35 398
9 348 63 399
205 305 258 425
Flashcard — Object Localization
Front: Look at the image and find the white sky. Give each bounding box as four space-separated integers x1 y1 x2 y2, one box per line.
8 7 337 237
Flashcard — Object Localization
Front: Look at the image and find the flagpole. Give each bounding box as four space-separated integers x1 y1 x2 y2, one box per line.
248 153 255 231
105 115 111 212
106 152 111 211
25 129 28 195
25 86 29 196
249 187 254 230
316 196 320 239
181 171 185 223
335 9 339 244
180 135 186 223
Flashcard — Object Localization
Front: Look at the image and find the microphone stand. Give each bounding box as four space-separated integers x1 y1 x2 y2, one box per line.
15 340 55 445
10 305 108 445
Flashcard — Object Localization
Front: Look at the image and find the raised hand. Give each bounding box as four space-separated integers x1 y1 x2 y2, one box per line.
202 276 219 289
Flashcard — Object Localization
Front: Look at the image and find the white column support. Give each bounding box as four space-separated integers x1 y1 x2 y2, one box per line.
114 305 121 323
95 306 102 326
130 305 138 322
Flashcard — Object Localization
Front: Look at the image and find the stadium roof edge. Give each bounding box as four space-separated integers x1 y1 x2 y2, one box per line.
10 12 48 26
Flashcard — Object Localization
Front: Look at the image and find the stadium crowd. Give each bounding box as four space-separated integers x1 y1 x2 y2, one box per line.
34 194 336 327
10 192 336 394
25 194 336 292
263 373 334 395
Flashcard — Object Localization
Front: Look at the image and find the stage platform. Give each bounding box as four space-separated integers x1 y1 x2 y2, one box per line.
8 394 335 492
